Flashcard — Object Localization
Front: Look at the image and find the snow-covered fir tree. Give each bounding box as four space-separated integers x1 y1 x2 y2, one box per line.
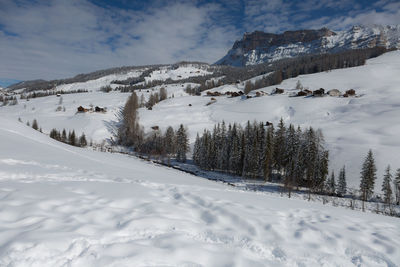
381 165 393 205
337 166 347 196
164 126 176 157
327 171 336 195
395 168 400 205
175 124 189 162
360 150 377 205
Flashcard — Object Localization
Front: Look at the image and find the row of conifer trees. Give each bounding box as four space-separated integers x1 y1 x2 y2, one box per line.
49 128 87 147
193 119 330 196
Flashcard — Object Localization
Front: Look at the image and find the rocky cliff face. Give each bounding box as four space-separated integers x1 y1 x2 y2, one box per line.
216 25 400 66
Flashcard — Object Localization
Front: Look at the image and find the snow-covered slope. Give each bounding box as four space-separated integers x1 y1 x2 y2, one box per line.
216 25 400 66
145 65 212 82
140 51 400 189
55 70 144 92
1 116 399 266
1 51 400 190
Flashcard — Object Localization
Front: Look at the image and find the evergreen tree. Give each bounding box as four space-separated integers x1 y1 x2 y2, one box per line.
274 118 286 176
193 133 201 165
337 166 347 197
304 127 317 193
327 171 336 195
32 119 39 130
381 165 392 205
69 130 76 146
284 124 298 192
61 129 67 143
256 122 266 177
79 133 87 147
314 129 329 193
175 124 189 162
50 128 58 140
293 126 304 188
229 124 242 175
394 168 400 205
242 121 256 177
263 125 274 181
360 150 377 207
219 122 230 171
164 126 176 157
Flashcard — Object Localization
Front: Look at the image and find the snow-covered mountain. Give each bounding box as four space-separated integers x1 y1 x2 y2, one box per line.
216 25 400 66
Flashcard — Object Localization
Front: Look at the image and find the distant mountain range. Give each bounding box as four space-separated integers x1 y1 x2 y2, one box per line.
216 25 400 67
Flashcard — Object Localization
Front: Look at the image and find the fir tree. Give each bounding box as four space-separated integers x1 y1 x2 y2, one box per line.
274 118 286 175
337 166 347 197
50 128 58 140
263 125 274 181
79 133 87 147
32 119 39 130
381 165 392 205
193 133 201 165
360 150 377 208
327 171 336 195
229 124 242 175
394 168 400 205
61 129 67 143
175 124 189 162
164 126 176 157
69 130 77 146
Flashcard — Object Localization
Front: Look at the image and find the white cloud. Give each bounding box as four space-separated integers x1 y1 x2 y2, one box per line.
0 0 238 80
0 0 398 81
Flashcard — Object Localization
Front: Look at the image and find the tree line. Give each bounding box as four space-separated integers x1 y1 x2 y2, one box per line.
238 47 391 93
193 119 330 198
359 150 400 213
49 128 88 147
20 89 88 100
22 118 88 148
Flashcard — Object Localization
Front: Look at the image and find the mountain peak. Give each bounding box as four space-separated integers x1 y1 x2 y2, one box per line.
216 25 400 67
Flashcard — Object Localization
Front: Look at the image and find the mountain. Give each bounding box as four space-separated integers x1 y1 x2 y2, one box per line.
216 25 400 67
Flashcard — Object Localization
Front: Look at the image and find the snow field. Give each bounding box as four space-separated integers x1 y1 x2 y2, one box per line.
0 117 399 266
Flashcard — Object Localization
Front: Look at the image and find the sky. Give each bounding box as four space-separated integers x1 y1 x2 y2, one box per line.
0 0 399 84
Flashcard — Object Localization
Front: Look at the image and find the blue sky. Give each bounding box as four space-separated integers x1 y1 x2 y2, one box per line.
0 0 399 83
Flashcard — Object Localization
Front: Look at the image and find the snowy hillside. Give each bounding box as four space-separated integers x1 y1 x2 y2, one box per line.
141 50 400 189
1 51 400 190
1 116 399 266
55 70 144 92
217 25 400 66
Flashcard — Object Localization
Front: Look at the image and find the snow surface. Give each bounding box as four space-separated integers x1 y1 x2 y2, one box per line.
144 65 212 82
0 117 399 266
55 70 144 92
1 51 400 190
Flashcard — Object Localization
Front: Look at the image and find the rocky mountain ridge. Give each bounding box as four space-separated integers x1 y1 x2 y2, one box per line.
216 25 400 66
